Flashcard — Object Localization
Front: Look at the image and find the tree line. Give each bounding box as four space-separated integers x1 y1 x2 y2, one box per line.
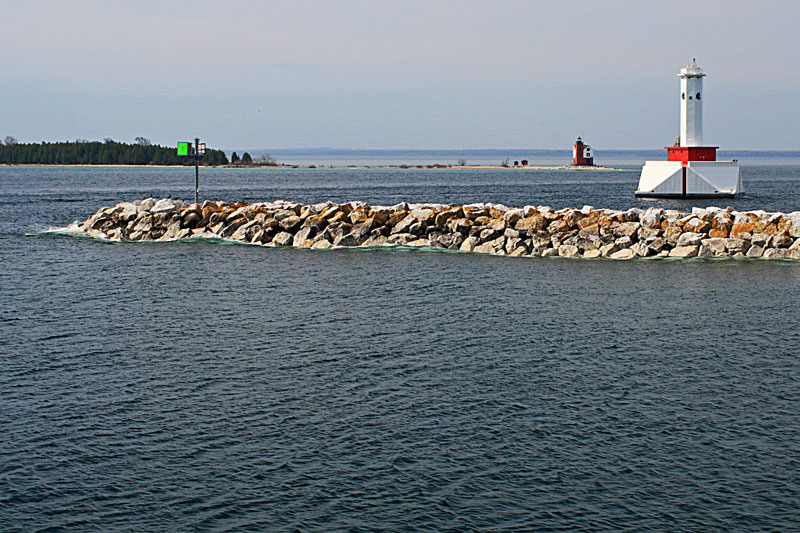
0 138 229 166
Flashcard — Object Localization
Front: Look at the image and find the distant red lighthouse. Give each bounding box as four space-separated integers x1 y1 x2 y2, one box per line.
572 137 594 166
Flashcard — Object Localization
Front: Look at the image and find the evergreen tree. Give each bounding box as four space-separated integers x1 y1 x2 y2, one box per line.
241 152 252 164
230 152 240 164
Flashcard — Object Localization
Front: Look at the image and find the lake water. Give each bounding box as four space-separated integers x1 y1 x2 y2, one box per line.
2 163 799 530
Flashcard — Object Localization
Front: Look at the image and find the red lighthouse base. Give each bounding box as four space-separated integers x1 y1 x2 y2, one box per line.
665 146 717 163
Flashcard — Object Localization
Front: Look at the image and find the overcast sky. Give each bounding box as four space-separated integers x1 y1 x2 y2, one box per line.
2 0 798 150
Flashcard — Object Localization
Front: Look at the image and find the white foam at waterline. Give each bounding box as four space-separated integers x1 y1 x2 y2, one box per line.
35 222 87 236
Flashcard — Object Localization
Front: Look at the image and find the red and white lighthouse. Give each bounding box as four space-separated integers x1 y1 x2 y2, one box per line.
636 59 742 198
572 137 594 166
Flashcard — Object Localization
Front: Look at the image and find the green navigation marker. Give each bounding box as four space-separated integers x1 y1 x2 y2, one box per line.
177 141 190 156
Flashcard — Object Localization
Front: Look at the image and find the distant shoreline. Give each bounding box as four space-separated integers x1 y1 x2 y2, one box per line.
3 163 624 171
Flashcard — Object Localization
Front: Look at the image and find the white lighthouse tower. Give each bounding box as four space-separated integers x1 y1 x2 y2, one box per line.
680 59 704 147
636 59 742 198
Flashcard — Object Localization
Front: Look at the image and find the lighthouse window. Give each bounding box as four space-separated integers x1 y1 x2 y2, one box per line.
696 92 701 100
681 93 685 100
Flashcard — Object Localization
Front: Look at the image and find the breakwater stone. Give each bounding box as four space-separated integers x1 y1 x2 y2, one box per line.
72 199 800 261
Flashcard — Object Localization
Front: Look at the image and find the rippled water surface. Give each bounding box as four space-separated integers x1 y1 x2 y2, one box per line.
2 165 800 531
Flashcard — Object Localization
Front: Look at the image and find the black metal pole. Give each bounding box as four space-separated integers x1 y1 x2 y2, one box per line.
194 137 199 205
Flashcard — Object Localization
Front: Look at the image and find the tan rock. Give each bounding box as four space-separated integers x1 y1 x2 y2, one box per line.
669 245 699 258
515 216 547 232
600 243 620 258
724 238 751 254
630 242 651 257
763 248 792 259
558 244 580 257
676 232 705 247
771 234 793 248
311 239 333 249
459 236 481 252
699 238 727 256
272 231 294 246
746 245 764 257
682 217 711 233
610 248 635 259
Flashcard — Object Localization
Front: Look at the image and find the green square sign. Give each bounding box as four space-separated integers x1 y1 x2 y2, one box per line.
177 142 190 156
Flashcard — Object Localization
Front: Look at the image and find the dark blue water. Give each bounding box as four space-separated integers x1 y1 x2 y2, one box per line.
2 165 800 531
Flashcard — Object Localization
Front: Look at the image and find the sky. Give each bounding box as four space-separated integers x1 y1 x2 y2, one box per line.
2 0 799 150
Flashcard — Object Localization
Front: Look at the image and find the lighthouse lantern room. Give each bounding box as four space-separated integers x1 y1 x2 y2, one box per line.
636 59 742 198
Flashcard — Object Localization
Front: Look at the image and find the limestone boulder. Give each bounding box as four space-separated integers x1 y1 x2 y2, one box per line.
411 208 435 225
669 245 699 258
699 238 727 257
724 238 751 254
648 238 668 253
751 233 771 247
474 236 506 254
220 218 248 238
610 248 635 260
630 242 651 257
763 248 792 259
531 231 551 250
676 232 705 247
600 243 620 258
293 226 316 247
463 204 487 219
558 244 580 258
391 215 417 235
505 237 527 255
615 235 633 248
771 234 793 248
746 245 764 257
230 220 259 241
782 212 800 237
278 215 302 232
641 208 663 229
515 215 547 232
138 198 156 213
682 217 711 234
387 233 417 245
333 233 359 247
459 235 481 252
272 231 294 246
637 226 661 242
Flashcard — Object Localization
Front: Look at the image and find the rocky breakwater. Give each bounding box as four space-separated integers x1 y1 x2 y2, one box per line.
73 198 800 260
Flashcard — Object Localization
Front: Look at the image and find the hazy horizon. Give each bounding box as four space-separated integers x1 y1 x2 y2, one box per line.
4 1 799 150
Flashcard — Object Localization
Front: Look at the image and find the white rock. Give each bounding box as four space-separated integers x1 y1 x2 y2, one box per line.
641 208 663 229
669 245 699 258
610 248 635 260
700 238 727 256
787 212 800 238
630 242 651 257
151 199 177 214
558 244 580 257
675 232 705 247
